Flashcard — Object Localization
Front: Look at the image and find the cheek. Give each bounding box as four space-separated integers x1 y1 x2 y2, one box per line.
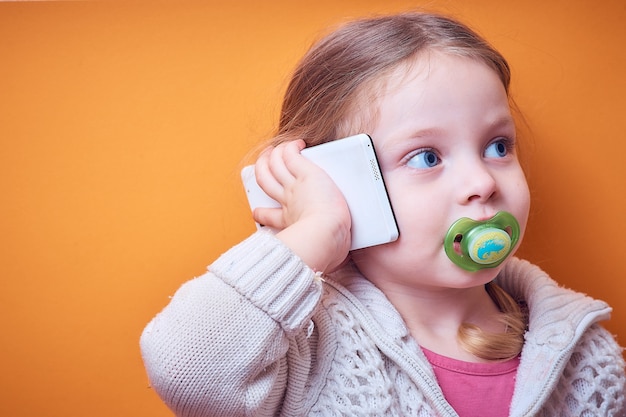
511 176 531 237
390 202 448 255
385 174 448 238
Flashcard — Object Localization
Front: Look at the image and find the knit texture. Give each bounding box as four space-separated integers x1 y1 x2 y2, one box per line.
535 324 625 417
141 231 625 416
309 286 437 416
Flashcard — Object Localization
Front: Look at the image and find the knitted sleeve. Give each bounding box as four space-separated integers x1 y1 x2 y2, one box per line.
140 231 322 416
541 324 625 416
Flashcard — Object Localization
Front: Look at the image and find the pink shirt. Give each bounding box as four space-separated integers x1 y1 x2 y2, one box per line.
421 347 519 417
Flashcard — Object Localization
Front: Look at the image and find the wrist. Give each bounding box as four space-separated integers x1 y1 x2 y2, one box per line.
276 217 350 272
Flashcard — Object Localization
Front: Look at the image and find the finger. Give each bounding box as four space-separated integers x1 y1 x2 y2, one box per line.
267 141 301 186
254 149 284 201
281 139 321 178
280 139 307 169
255 140 308 203
253 207 285 230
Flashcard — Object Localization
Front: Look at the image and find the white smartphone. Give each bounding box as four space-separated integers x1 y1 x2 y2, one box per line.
241 133 399 250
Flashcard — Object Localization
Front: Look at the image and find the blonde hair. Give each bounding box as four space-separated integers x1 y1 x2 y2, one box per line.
272 12 527 360
273 12 511 146
459 282 527 360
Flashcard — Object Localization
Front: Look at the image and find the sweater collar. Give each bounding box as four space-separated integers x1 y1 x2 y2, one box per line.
330 258 614 417
330 257 612 350
495 257 611 350
330 262 412 341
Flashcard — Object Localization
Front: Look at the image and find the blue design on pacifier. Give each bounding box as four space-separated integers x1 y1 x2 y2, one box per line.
444 211 520 272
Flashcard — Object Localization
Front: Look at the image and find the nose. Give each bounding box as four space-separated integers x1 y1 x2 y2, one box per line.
458 161 497 204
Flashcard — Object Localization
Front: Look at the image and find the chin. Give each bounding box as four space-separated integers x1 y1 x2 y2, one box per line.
450 264 503 288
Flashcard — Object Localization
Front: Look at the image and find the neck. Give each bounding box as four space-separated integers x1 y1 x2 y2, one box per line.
373 280 503 362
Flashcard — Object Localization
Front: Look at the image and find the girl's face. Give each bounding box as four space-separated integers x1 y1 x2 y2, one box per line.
351 52 530 291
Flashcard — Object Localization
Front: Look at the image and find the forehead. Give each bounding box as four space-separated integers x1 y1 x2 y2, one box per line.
340 51 508 137
380 51 508 106
410 54 505 110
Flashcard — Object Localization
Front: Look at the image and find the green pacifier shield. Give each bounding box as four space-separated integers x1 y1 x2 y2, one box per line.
444 211 520 272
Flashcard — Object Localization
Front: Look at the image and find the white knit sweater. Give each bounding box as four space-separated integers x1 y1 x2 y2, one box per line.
140 231 625 416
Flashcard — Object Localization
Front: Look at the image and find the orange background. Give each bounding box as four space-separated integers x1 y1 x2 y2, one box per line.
1 1 624 416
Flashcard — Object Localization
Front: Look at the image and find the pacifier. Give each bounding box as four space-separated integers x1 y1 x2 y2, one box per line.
444 211 520 272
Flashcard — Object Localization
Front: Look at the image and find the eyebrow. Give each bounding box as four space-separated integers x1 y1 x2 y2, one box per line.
488 115 516 129
413 114 514 138
378 115 516 152
377 128 442 154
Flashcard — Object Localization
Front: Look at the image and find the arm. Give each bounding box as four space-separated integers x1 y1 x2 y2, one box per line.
141 139 350 416
140 231 322 416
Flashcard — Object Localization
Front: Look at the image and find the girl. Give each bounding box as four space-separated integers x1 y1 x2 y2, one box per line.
140 12 625 416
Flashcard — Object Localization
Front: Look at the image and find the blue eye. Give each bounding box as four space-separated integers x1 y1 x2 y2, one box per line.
407 149 440 169
484 139 509 158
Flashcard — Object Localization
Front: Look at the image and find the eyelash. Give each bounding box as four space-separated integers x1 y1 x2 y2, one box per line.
404 137 516 169
405 147 441 169
485 137 516 158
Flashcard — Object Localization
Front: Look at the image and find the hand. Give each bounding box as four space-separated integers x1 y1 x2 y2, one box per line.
253 140 352 272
